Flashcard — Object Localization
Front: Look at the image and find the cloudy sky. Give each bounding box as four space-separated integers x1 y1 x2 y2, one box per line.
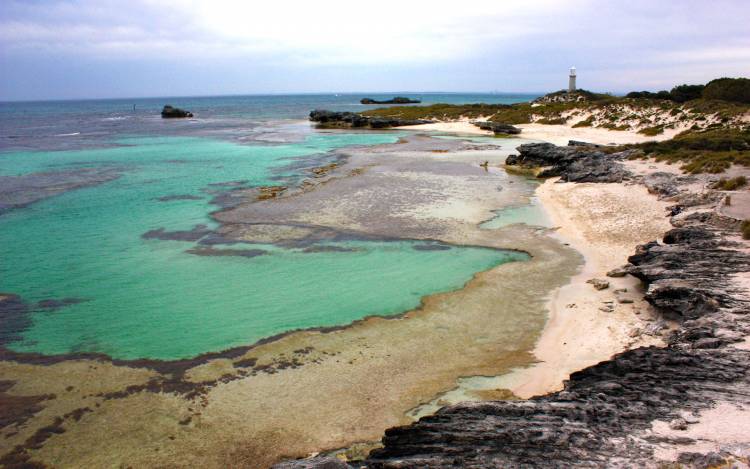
1 0 748 101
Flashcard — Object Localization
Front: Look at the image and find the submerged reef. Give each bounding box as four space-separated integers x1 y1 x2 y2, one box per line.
0 168 121 215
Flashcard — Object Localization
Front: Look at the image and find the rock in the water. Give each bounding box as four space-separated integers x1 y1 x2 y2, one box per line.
309 110 430 129
587 278 610 290
360 97 421 104
473 121 522 135
161 105 193 118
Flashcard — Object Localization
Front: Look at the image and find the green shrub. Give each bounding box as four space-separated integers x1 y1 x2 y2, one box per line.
572 117 594 128
702 78 750 103
638 126 664 136
669 84 705 102
742 220 750 239
712 176 748 190
625 128 750 173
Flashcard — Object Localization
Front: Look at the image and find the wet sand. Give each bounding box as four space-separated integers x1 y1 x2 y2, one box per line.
0 134 580 468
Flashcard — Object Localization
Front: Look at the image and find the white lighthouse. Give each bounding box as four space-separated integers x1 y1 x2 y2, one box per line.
568 66 577 92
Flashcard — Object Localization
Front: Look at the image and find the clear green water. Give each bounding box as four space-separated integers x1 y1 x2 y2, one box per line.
1 135 525 360
480 197 550 229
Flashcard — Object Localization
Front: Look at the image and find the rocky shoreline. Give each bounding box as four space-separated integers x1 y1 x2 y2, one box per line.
276 142 750 468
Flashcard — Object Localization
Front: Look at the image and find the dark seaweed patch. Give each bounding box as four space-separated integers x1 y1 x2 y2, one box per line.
0 380 55 429
35 298 86 311
0 168 121 216
154 194 203 202
0 294 31 346
185 247 267 258
141 224 212 242
412 243 452 251
301 245 360 253
207 180 249 187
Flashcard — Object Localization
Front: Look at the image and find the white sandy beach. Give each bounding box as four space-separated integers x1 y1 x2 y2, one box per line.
501 179 673 398
398 120 679 146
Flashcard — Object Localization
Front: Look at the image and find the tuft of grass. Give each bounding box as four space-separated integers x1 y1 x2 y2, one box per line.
600 122 630 131
712 176 748 190
638 126 665 136
742 220 750 239
572 117 594 128
536 117 568 125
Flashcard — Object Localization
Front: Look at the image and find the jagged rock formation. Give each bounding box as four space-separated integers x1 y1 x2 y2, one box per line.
276 143 750 469
473 121 522 135
161 105 193 118
505 142 632 182
360 97 421 105
309 110 431 129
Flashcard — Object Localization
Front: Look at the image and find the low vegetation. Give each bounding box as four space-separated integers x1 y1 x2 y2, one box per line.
626 78 750 104
712 176 748 190
627 128 750 173
742 220 750 240
638 125 664 136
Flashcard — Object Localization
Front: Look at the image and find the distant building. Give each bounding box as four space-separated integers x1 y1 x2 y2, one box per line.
568 66 577 92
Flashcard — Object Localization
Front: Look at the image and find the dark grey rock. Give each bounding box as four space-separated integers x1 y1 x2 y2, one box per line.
568 140 604 148
473 121 522 135
360 97 421 105
606 266 629 277
309 110 430 129
505 142 631 183
161 105 193 118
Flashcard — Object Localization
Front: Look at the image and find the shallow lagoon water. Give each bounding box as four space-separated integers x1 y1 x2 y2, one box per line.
1 133 526 359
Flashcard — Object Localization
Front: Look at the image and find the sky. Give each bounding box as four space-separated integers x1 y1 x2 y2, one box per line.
0 0 749 101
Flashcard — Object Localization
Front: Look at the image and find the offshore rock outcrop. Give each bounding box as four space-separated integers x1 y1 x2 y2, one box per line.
161 105 193 118
360 97 421 105
309 110 431 129
505 142 632 182
276 143 750 469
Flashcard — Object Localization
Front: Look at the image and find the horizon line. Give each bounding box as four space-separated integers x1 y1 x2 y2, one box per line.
1 89 624 104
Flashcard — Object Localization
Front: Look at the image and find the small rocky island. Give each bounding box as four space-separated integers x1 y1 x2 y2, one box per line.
309 110 430 129
360 97 421 105
161 105 193 118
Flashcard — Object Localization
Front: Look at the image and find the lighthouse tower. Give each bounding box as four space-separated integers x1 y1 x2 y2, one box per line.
568 66 577 93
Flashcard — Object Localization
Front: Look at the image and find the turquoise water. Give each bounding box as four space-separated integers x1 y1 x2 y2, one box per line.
1 133 525 359
481 197 550 229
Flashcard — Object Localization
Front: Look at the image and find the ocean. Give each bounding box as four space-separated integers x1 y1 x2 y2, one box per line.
0 93 537 360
